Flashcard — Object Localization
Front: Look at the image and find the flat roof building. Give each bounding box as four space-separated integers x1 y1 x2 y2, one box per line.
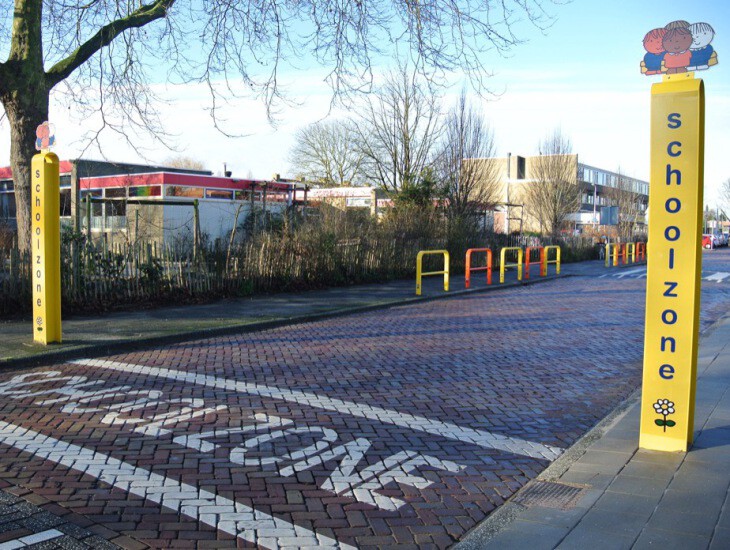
0 160 305 245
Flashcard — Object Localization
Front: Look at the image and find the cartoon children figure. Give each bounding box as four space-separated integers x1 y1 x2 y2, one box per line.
662 25 693 74
664 20 690 31
35 122 55 151
688 22 716 70
641 20 718 76
642 28 666 75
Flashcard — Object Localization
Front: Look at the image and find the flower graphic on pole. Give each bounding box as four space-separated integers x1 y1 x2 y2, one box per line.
653 398 676 432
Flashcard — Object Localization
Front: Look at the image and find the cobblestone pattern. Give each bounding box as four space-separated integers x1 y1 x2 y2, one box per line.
0 485 119 549
0 263 728 549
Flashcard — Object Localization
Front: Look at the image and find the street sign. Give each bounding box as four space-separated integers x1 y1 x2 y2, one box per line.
31 151 62 344
600 206 619 225
639 74 704 452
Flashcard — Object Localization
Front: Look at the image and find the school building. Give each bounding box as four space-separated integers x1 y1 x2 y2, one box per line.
0 160 306 245
468 154 650 234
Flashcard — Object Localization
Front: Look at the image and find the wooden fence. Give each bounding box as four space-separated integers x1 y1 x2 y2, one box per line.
0 226 596 316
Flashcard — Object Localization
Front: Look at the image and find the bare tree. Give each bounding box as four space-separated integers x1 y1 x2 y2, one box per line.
605 168 646 241
0 1 555 252
722 178 730 210
436 90 500 220
356 64 442 193
523 130 580 238
163 156 207 172
289 120 364 187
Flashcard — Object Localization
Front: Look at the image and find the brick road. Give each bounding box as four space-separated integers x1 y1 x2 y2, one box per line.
0 253 729 549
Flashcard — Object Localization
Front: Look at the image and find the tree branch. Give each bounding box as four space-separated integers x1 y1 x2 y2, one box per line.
45 0 175 88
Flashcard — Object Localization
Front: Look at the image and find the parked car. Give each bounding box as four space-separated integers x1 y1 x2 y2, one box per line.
717 233 729 247
703 234 716 249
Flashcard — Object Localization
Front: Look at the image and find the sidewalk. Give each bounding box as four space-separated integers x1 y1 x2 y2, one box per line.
2 260 612 369
457 306 730 550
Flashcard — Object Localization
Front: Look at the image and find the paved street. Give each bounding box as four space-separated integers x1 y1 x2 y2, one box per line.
0 250 729 548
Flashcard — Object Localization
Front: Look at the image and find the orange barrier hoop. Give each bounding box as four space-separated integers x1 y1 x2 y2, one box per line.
636 242 647 260
620 243 628 265
465 248 493 289
524 246 544 280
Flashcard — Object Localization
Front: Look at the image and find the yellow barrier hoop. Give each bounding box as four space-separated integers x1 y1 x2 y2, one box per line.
606 243 621 267
499 247 523 284
543 245 561 275
416 250 450 296
627 242 636 263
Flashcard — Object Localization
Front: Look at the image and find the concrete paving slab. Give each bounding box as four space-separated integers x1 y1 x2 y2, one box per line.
515 505 590 528
482 519 569 549
710 526 730 549
633 527 710 550
606 474 667 500
575 508 653 537
647 505 720 538
593 491 659 519
557 527 635 550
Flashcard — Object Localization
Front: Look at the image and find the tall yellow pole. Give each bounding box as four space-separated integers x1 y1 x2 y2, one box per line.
31 152 62 344
639 74 704 452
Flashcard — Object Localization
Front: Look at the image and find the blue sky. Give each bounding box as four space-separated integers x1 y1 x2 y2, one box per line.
1 0 728 204
475 0 729 203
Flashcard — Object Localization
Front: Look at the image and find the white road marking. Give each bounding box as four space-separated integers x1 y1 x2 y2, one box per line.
615 267 647 278
0 421 354 550
0 529 63 549
72 358 563 461
704 272 730 283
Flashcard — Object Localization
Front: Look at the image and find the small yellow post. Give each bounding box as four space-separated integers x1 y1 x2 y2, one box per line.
31 152 62 344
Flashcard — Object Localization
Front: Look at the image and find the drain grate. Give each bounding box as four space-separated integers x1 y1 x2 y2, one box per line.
512 481 588 510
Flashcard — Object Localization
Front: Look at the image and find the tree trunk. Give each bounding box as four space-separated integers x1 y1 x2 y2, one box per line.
4 93 49 252
1 0 48 253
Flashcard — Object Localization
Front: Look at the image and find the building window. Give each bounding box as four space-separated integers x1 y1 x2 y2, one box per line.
107 200 126 217
205 189 234 199
516 156 526 179
80 190 103 217
166 185 204 198
105 188 127 198
60 190 72 217
129 185 161 197
0 190 15 220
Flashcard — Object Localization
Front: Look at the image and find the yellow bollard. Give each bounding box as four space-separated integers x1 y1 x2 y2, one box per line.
31 152 62 344
416 250 450 296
